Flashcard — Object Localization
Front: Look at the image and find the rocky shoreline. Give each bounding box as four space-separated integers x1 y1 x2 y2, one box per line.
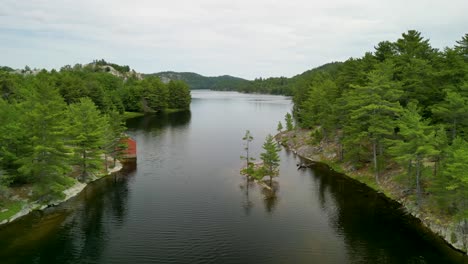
0 160 123 227
276 129 467 255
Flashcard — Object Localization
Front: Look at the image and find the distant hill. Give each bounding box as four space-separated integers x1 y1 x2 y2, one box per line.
148 63 343 95
1 60 343 96
147 71 249 90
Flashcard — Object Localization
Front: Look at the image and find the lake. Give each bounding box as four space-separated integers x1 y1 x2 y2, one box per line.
0 90 466 263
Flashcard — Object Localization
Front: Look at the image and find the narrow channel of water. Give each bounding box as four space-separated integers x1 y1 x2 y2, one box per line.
0 90 466 263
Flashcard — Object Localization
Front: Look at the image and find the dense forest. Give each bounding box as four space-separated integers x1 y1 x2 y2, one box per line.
149 71 249 90
205 63 340 95
0 62 191 205
288 31 468 226
151 64 345 96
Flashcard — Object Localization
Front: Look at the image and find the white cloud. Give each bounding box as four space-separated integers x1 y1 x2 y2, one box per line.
1 0 467 79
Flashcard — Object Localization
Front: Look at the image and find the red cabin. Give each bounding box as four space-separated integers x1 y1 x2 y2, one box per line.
122 137 137 159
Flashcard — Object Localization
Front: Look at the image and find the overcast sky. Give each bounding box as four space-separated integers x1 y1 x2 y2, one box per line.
1 0 467 79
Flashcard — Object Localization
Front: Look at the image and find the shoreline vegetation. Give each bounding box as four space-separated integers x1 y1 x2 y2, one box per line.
0 158 124 226
260 30 468 255
276 129 467 255
0 60 191 227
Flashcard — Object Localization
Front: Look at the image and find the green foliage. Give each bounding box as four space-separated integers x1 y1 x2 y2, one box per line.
168 80 191 110
16 78 71 183
388 103 439 204
67 98 110 181
0 201 23 222
260 134 281 181
92 59 130 74
342 61 403 181
436 137 468 220
240 130 255 168
150 71 248 90
285 113 294 131
291 30 468 221
431 90 468 140
277 121 283 132
141 77 168 112
241 134 281 183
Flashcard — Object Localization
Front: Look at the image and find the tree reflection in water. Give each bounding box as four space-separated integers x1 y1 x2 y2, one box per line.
240 175 279 215
0 164 136 264
261 179 279 214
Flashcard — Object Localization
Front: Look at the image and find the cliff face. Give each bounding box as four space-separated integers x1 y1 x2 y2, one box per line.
89 64 143 80
276 129 468 255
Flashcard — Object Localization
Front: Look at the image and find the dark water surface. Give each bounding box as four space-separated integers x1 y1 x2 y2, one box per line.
1 90 467 264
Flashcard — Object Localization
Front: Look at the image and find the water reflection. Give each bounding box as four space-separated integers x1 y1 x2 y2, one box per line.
261 180 279 214
240 177 255 215
0 165 135 264
125 111 191 131
308 163 467 264
239 176 280 215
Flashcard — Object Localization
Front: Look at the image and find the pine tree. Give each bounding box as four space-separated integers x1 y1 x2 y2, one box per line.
141 77 168 112
67 98 110 181
260 134 281 185
344 61 403 183
0 99 23 178
455 33 468 60
240 130 255 169
393 30 439 108
431 90 468 140
300 79 340 139
103 110 127 169
16 79 71 184
285 113 294 131
277 121 283 132
168 80 191 110
440 137 468 221
389 102 439 205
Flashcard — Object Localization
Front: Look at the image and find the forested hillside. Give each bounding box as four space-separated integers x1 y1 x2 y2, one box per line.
290 31 468 230
149 71 248 90
232 62 343 95
0 62 191 207
151 63 344 96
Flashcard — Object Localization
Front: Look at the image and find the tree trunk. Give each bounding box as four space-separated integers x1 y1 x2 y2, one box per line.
416 158 421 206
82 149 87 181
104 153 108 172
407 159 412 186
433 158 438 177
338 141 344 162
373 140 379 184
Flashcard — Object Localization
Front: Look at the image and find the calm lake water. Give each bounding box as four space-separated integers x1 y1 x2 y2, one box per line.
0 90 467 264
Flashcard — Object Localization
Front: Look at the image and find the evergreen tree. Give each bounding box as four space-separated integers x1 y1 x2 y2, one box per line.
141 77 168 112
240 130 255 169
285 113 294 131
374 40 397 62
277 121 283 132
103 111 127 169
439 137 468 221
455 33 468 60
67 98 109 181
16 78 71 197
0 99 23 179
431 90 468 140
300 79 339 138
393 30 439 108
168 80 191 110
389 102 439 205
260 134 281 185
343 61 403 182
